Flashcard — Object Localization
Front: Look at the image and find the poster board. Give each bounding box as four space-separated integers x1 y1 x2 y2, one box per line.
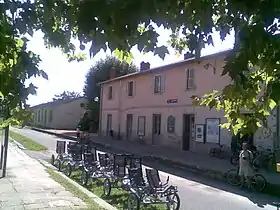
195 124 205 143
205 118 220 144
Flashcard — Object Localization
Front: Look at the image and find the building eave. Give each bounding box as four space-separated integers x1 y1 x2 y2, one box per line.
97 49 232 86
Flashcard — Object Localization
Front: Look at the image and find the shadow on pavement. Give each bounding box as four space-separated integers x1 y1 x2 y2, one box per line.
97 145 280 209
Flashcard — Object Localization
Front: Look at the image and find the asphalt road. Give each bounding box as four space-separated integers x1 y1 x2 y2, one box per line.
11 128 280 210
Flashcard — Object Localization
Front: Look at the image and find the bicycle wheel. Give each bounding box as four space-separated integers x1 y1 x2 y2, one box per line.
127 193 140 210
230 153 239 166
251 174 266 192
166 192 180 210
252 158 260 171
226 169 241 186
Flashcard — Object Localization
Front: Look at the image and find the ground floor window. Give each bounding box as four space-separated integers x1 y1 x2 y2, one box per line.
153 114 161 135
106 114 112 135
137 116 146 136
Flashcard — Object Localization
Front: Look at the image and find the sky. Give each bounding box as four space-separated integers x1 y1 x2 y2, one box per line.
26 26 234 107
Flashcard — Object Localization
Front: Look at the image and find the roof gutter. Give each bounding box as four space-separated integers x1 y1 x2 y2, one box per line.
97 49 232 86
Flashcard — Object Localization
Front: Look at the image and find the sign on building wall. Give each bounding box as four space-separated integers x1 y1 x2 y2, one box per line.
195 124 205 143
167 115 175 133
205 118 220 144
167 99 178 104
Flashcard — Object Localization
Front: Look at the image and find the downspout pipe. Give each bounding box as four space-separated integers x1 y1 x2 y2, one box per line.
98 85 103 136
117 80 122 140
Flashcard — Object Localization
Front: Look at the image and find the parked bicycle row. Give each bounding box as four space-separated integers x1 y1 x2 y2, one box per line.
51 140 180 210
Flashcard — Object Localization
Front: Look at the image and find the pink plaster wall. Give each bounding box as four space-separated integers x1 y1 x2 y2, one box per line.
100 54 277 152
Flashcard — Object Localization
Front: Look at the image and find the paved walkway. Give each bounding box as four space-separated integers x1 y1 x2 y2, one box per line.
0 142 86 210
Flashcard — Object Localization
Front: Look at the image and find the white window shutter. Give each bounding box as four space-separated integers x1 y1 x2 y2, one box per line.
161 75 166 92
110 87 113 99
185 69 189 90
153 76 157 93
190 69 195 89
186 69 196 90
133 81 136 96
189 69 194 79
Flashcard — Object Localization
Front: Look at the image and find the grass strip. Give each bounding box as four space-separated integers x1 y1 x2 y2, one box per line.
46 168 105 210
9 130 47 151
61 166 166 210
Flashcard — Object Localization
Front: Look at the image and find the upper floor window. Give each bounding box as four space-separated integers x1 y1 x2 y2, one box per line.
49 110 53 123
108 86 113 100
154 75 165 93
38 110 41 122
127 81 134 97
186 69 195 90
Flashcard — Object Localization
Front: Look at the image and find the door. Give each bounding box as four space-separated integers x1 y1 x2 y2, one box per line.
106 114 112 135
182 114 195 151
126 114 133 141
152 114 161 145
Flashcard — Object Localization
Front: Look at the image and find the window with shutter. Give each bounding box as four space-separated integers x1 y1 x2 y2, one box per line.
154 75 164 93
108 86 113 99
128 81 134 96
186 69 195 90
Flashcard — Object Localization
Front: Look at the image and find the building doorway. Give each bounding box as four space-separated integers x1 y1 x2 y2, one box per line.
106 114 112 135
182 114 195 151
152 114 161 145
126 114 133 141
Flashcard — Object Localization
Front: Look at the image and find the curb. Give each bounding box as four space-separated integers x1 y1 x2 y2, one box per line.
39 159 117 210
10 138 27 150
31 128 77 141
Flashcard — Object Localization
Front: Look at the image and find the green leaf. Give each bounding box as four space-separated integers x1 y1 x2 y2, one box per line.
0 91 4 100
154 46 169 60
221 122 231 129
269 99 276 110
40 70 48 80
113 49 124 61
27 83 37 95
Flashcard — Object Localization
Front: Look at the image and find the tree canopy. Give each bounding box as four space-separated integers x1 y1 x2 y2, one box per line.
84 56 138 131
52 91 81 101
1 0 279 134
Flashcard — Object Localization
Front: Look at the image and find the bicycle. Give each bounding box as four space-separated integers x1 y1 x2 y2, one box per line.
226 168 267 192
209 144 228 159
253 147 277 171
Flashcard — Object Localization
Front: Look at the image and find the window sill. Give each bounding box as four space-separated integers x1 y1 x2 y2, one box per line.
153 92 164 95
185 88 196 91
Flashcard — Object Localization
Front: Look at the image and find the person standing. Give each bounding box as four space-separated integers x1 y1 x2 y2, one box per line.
239 142 253 188
77 112 91 143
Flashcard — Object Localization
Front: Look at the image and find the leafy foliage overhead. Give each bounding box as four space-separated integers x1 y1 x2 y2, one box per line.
52 91 81 101
1 0 280 134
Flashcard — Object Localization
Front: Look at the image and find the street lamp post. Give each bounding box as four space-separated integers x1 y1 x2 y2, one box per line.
0 99 10 178
2 123 9 177
0 1 16 178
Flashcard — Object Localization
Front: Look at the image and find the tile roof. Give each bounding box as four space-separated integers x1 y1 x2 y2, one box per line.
30 97 84 109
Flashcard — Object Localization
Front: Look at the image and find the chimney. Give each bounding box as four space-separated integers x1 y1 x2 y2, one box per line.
109 70 116 79
184 52 195 60
140 61 150 71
